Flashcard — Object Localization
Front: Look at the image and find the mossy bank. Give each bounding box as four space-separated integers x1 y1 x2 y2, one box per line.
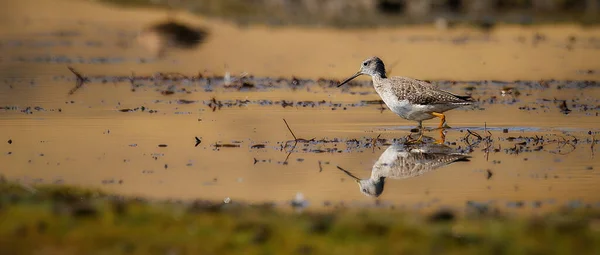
1 180 600 255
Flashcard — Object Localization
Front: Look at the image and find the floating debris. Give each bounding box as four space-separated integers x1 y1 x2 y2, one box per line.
558 100 572 114
66 66 90 95
213 143 240 148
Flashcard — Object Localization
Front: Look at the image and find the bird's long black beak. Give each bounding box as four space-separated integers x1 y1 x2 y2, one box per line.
337 72 362 87
336 166 361 183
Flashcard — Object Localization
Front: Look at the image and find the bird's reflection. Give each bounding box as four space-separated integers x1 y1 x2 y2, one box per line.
337 139 471 198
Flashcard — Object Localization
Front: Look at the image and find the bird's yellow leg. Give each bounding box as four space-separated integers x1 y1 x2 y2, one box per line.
431 112 451 129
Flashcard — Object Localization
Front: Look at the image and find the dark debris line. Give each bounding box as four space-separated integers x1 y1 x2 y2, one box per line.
56 66 600 118
63 66 600 94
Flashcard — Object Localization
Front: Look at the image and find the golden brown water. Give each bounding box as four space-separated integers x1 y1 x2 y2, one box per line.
1 0 600 214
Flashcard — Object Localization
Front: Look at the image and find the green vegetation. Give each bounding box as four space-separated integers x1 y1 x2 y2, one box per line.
1 180 600 255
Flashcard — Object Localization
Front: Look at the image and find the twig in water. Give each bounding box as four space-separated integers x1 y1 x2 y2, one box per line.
486 169 493 180
371 134 382 152
283 151 293 165
194 136 201 147
282 118 299 152
557 142 576 155
545 134 576 155
208 97 223 112
483 122 493 161
129 71 136 91
592 135 596 159
212 142 241 151
318 161 323 172
283 118 297 141
464 123 493 160
464 129 482 147
378 101 386 113
67 66 90 95
467 129 482 139
484 122 492 137
280 119 316 165
282 118 298 165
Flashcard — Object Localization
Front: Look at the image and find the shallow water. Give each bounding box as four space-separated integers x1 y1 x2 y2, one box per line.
1 0 600 215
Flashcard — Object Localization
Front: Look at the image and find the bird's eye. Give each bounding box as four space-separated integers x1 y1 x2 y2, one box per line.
362 189 367 192
362 62 368 66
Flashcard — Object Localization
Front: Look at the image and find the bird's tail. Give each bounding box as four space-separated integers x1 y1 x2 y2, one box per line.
447 92 475 105
456 95 474 101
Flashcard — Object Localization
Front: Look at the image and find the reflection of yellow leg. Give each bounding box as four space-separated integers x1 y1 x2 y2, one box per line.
434 128 446 144
407 130 425 144
431 112 447 129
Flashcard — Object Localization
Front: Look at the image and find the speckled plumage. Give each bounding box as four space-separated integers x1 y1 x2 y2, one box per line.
339 143 470 198
375 76 471 106
338 56 473 127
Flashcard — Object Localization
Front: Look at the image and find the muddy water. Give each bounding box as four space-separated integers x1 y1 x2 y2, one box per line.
1 0 600 214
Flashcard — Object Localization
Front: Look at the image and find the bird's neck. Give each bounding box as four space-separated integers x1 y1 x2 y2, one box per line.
369 171 386 184
371 73 386 89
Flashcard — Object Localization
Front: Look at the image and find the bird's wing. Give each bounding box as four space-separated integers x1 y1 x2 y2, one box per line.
387 77 471 105
385 153 470 179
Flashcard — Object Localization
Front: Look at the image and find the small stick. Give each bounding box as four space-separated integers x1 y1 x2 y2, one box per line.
464 130 472 146
558 143 576 155
67 66 89 95
484 122 492 137
378 101 385 113
282 118 299 165
283 148 294 165
591 135 596 159
371 134 381 152
129 71 136 86
466 129 482 139
483 122 491 161
283 118 297 141
318 161 323 172
194 136 201 147
67 66 86 81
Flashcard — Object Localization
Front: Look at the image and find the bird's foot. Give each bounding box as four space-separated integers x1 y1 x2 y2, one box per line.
406 138 425 145
405 132 425 144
